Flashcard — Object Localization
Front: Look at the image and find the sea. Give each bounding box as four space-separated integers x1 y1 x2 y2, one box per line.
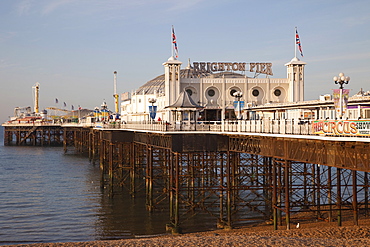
0 126 174 245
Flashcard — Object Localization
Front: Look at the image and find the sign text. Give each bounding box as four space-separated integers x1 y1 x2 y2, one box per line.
193 62 273 75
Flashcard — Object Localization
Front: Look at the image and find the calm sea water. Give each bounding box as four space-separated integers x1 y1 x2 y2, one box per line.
0 126 172 245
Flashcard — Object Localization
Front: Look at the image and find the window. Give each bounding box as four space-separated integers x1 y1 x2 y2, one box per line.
274 89 281 96
208 89 215 97
230 89 237 97
252 89 259 97
186 89 193 96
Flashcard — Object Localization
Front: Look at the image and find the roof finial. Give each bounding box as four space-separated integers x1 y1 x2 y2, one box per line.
186 58 192 69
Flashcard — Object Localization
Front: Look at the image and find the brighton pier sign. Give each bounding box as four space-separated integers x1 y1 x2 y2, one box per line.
193 62 273 75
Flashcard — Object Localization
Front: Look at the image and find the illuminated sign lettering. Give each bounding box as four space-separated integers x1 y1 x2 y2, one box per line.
249 63 273 75
312 120 370 136
193 62 273 75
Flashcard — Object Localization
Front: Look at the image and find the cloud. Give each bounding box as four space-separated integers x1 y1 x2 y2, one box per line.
84 0 203 16
14 0 208 24
16 0 33 16
342 15 370 27
165 0 206 12
0 32 17 42
41 0 74 15
310 51 370 63
16 0 73 16
0 59 17 70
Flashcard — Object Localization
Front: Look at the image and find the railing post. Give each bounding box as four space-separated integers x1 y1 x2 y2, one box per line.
284 119 287 134
255 119 257 133
261 119 264 133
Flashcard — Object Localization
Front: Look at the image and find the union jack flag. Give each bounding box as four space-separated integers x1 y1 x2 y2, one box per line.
296 29 303 57
172 26 178 58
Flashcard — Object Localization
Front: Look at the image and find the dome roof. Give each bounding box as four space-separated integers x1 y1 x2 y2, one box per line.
135 67 247 95
285 56 306 66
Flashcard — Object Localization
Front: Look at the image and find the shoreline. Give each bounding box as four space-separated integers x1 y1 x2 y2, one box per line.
4 217 370 247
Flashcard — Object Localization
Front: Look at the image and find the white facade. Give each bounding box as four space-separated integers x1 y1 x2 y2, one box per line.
121 56 306 122
285 57 306 102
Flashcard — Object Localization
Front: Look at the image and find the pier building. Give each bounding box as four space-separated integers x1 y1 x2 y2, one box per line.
250 92 370 121
120 56 306 123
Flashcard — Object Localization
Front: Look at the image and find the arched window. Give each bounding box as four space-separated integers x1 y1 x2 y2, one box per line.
208 89 215 97
186 89 193 96
274 89 281 96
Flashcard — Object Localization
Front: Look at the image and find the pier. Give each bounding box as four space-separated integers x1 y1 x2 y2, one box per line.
4 120 370 233
2 122 64 146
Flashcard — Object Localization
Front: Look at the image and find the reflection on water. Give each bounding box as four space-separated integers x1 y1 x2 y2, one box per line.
0 125 224 245
0 125 215 245
95 191 170 240
0 145 101 244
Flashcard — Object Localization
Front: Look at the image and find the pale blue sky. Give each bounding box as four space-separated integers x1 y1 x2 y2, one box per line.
1 0 370 122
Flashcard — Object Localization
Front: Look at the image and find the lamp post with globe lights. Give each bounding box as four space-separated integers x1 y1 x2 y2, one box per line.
333 73 350 89
333 73 350 119
233 91 243 120
148 98 157 122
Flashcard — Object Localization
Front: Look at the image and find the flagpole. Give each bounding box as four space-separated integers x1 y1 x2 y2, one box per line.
171 25 174 58
294 27 297 58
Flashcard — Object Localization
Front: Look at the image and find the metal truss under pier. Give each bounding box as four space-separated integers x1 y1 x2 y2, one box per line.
64 128 370 233
3 125 64 146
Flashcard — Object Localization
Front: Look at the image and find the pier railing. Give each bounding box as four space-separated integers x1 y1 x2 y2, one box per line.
4 118 369 138
102 119 314 135
1 121 62 127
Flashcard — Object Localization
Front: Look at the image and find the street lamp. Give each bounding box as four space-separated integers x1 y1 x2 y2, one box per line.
148 98 157 104
233 91 243 120
148 98 157 122
333 73 350 119
333 72 350 89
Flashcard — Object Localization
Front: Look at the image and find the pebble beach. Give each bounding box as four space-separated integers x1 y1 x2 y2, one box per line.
4 217 370 247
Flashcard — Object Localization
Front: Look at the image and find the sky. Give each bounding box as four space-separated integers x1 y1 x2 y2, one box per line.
1 0 370 122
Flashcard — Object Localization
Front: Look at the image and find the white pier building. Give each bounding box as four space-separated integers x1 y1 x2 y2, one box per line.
120 56 306 123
